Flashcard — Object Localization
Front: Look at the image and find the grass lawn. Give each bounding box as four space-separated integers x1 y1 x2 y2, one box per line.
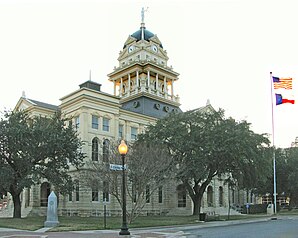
0 212 296 232
0 214 260 231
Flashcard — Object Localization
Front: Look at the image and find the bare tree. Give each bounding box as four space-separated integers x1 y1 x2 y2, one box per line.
81 140 173 223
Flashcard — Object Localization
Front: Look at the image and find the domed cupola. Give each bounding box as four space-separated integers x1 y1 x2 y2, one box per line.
129 26 163 49
131 28 154 42
107 8 181 119
123 20 163 50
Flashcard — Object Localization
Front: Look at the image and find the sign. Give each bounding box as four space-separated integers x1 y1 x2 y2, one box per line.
109 164 127 171
246 203 250 209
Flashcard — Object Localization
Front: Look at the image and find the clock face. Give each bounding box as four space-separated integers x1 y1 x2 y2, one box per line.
128 45 134 53
152 45 158 52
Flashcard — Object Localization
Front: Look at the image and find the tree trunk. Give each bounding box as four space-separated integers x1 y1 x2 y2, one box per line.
192 196 201 215
12 192 22 218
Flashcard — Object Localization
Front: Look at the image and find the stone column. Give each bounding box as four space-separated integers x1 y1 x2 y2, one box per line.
147 70 150 93
120 77 123 97
136 71 139 94
128 73 131 96
156 73 159 95
113 81 116 96
163 76 167 98
171 78 174 99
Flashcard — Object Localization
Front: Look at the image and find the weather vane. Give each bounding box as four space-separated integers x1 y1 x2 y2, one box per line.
141 7 149 24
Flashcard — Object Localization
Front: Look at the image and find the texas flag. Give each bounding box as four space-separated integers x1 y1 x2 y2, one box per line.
275 93 295 105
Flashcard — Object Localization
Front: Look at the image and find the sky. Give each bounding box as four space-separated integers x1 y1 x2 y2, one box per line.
1 0 298 148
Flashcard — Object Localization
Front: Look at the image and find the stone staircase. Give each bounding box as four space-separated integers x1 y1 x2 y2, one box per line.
202 206 243 216
0 199 33 218
0 199 13 218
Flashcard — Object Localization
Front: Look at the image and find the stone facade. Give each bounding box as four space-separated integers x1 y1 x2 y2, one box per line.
9 17 250 218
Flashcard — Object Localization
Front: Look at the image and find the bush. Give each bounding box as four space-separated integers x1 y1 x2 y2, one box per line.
242 204 267 214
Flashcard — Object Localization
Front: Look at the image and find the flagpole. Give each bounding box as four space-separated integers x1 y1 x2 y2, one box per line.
270 71 277 214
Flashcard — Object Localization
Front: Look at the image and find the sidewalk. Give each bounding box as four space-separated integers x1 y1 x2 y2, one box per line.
0 216 276 238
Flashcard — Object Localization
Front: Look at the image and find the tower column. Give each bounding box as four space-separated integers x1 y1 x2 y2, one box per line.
155 73 159 96
136 71 139 93
114 81 117 96
147 70 150 93
171 78 174 99
120 77 123 96
128 73 131 96
164 76 167 98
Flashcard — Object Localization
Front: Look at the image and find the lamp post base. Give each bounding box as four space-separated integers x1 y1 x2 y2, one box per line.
119 227 130 235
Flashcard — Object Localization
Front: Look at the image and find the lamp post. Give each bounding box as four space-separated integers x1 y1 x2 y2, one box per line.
118 140 130 236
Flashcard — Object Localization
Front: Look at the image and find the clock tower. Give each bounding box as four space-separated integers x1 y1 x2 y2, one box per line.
108 8 181 118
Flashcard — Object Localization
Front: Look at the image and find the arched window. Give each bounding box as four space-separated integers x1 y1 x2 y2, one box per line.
92 137 99 161
219 186 224 207
40 182 51 207
177 184 186 207
103 139 110 162
207 186 213 207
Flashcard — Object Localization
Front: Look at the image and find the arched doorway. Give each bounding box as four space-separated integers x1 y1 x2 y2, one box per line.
40 182 51 207
207 186 213 207
177 184 186 207
219 186 224 207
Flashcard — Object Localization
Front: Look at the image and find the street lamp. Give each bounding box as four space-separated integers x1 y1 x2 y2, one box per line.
118 140 130 236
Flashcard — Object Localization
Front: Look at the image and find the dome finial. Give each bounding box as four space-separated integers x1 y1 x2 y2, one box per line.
141 7 148 40
141 7 148 24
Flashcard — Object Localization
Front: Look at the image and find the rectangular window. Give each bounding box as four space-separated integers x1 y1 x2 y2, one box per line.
103 118 110 132
131 127 138 140
75 116 80 129
119 124 123 139
75 181 80 202
92 115 99 129
146 184 150 203
103 181 109 202
158 186 163 203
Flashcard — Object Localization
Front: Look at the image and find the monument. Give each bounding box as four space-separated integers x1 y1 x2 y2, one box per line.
44 191 59 227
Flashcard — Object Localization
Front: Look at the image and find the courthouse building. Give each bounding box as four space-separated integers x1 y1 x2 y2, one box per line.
11 16 248 217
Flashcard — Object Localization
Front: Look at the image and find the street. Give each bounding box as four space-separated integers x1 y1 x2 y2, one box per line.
183 217 298 238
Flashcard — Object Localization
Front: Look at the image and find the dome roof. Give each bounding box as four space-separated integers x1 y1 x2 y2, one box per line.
131 27 154 41
123 26 163 49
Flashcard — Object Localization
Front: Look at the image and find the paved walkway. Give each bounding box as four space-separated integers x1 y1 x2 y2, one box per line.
0 216 279 238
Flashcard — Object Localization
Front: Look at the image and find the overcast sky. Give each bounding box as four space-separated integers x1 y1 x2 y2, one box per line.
1 0 298 148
